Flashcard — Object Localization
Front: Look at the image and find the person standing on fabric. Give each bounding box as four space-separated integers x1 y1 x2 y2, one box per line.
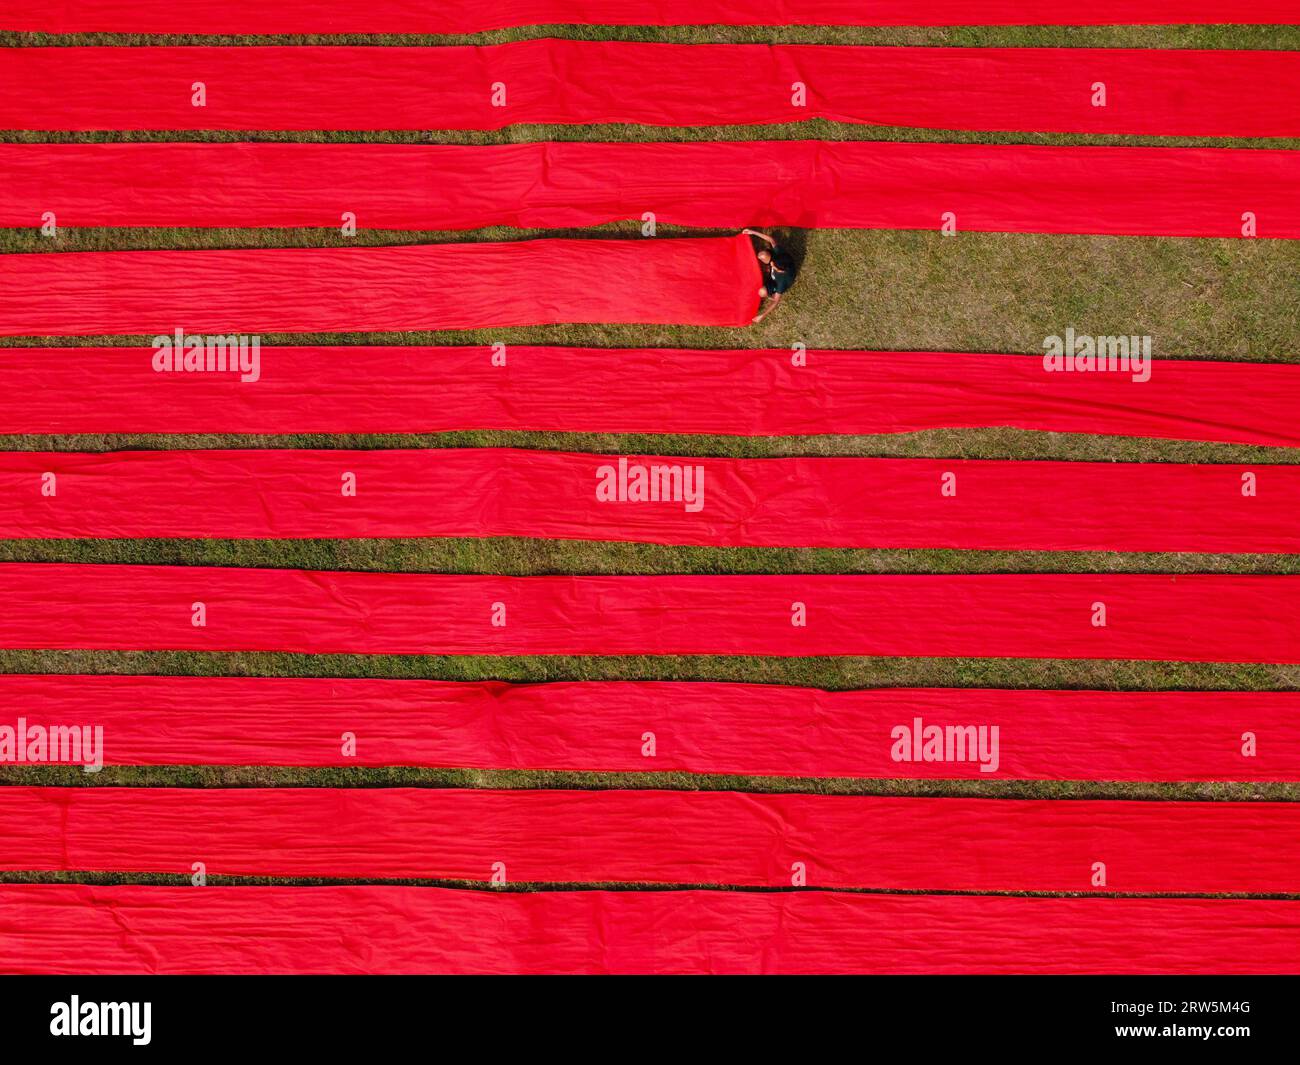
743 228 798 324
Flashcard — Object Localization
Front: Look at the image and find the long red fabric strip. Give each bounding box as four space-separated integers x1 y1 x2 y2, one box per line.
5 785 1294 894
6 674 1294 780
2 885 1296 974
0 237 759 336
5 1 1297 33
5 140 1296 238
3 43 1295 136
2 787 1296 892
5 448 1299 553
0 564 1297 662
4 346 1299 447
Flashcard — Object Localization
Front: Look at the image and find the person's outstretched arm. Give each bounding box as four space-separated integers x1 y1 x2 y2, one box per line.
742 227 777 248
752 292 782 324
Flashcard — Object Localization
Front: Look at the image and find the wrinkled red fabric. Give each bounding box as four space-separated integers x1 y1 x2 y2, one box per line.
1 346 1296 446
4 1 1296 33
3 787 1297 893
4 448 1299 553
1 884 1296 974
4 140 1296 238
3 42 1296 136
0 564 1296 662
5 674 1294 780
0 236 759 336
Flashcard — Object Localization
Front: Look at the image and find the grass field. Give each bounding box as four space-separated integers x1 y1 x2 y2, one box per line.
1 25 1299 884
